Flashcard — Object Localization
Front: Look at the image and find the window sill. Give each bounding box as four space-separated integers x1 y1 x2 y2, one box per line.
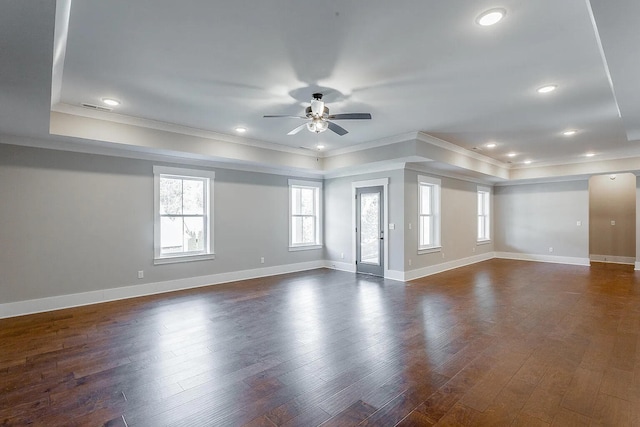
289 244 322 252
154 253 216 265
418 246 442 255
477 239 492 245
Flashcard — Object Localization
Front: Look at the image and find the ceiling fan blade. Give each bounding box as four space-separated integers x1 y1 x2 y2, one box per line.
287 123 309 135
327 121 348 136
327 113 372 120
263 115 307 119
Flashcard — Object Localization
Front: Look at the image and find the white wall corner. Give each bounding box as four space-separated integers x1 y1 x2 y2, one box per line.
635 261 640 271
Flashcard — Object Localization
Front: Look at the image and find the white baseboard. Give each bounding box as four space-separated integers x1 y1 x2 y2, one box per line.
495 252 590 267
385 270 405 282
404 252 495 282
590 254 636 265
636 262 640 271
0 260 326 319
324 260 356 273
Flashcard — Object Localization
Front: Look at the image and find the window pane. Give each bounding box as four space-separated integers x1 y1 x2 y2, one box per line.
360 193 380 264
184 216 205 251
420 215 431 246
159 177 183 215
292 216 316 245
183 179 204 215
291 187 301 215
299 188 315 215
478 216 485 239
161 216 184 254
478 193 483 215
420 185 431 215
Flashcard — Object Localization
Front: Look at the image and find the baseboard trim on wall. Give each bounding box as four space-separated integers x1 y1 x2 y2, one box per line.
324 260 356 273
589 254 636 265
0 260 326 319
636 262 640 271
404 252 495 282
495 252 591 267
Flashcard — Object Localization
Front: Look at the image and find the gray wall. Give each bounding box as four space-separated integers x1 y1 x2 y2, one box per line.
0 144 323 303
589 173 636 258
324 169 405 272
494 180 589 258
404 170 494 271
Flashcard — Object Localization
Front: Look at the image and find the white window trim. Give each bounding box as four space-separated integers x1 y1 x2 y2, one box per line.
153 166 216 265
477 185 491 243
418 175 441 254
288 179 323 251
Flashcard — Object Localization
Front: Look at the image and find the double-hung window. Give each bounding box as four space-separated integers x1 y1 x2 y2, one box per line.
477 186 491 242
289 179 322 251
153 166 215 264
418 175 441 252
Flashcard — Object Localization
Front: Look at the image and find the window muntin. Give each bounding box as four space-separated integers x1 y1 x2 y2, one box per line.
418 176 441 251
289 179 322 249
477 187 490 242
154 166 215 263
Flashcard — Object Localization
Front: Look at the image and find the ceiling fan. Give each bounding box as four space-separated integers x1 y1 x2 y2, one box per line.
264 93 372 136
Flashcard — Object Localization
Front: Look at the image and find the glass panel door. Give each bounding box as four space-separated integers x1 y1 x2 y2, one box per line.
356 186 384 276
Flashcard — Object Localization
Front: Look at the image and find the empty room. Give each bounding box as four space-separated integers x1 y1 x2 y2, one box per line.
2 1 640 426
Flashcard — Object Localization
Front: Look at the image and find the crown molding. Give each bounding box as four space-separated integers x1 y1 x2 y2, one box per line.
51 103 319 158
324 131 420 157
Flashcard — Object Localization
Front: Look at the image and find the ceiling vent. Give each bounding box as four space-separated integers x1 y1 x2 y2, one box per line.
81 103 113 112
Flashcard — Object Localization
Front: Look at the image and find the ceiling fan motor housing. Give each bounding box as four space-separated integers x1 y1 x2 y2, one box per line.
305 105 329 118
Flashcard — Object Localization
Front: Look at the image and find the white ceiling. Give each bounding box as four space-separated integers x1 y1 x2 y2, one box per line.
2 0 640 182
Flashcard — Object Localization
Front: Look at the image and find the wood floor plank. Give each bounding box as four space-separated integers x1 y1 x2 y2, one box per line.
1 261 639 426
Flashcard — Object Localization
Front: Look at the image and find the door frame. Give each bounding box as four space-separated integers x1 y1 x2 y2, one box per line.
352 178 389 278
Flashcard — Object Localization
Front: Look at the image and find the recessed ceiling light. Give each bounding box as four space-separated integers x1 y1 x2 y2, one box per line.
524 160 532 165
585 152 595 157
101 98 120 106
563 129 577 136
316 144 325 150
537 85 557 94
485 142 497 148
507 152 517 157
476 8 506 26
235 127 247 133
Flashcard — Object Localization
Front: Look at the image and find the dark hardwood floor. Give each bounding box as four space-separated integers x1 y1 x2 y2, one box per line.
1 259 639 426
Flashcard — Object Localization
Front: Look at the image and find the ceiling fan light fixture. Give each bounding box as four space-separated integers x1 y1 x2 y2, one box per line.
315 119 328 133
476 8 506 26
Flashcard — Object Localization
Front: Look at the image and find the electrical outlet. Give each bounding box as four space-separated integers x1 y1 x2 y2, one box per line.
549 247 553 253
137 270 144 279
260 257 265 264
472 247 476 253
340 252 344 259
408 258 412 266
408 223 412 230
611 220 616 226
442 252 445 258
